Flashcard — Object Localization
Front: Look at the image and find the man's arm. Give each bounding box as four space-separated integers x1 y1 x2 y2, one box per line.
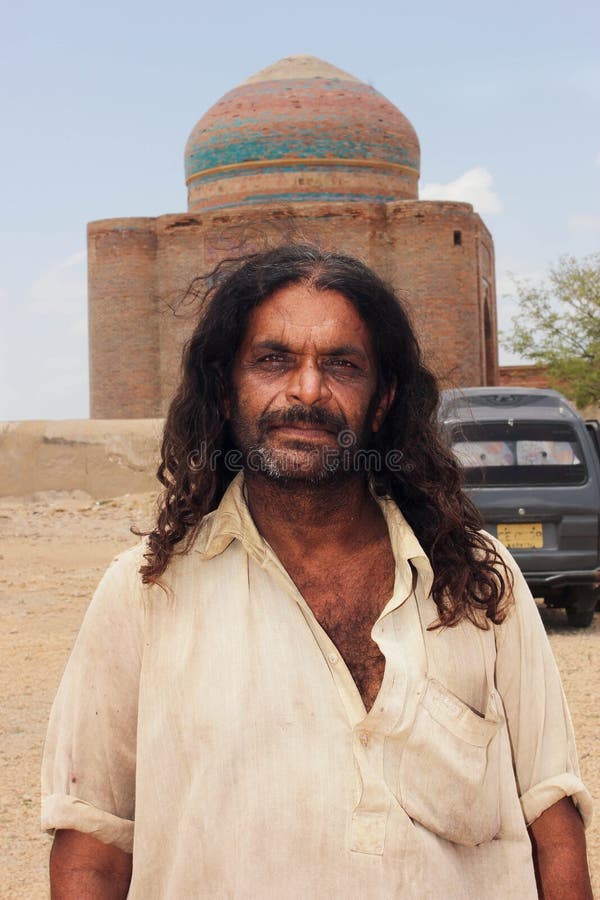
42 551 142 874
50 829 132 899
528 797 592 900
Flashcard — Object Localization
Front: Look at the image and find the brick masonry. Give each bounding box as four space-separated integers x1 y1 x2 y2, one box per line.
499 365 551 389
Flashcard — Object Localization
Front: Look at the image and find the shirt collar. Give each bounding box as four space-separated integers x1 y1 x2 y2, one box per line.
193 472 267 563
194 473 432 583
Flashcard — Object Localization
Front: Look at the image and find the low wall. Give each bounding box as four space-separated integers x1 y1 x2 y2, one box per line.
0 420 164 499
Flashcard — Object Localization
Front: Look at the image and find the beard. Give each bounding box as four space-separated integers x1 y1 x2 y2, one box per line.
227 401 374 485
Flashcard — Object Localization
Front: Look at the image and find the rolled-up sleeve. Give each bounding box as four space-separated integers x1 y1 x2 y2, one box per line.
41 544 146 852
493 541 593 828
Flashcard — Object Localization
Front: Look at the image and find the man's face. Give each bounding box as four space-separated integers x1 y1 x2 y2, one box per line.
228 282 392 483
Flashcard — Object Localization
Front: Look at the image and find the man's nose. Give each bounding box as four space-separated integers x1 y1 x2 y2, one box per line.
286 360 332 406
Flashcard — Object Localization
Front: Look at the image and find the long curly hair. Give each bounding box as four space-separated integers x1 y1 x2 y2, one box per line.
140 243 511 627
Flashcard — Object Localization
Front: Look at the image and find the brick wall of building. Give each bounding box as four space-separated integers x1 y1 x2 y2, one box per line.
498 364 551 389
385 200 496 387
88 219 160 418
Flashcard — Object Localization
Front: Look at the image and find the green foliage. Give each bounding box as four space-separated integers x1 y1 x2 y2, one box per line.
502 252 600 408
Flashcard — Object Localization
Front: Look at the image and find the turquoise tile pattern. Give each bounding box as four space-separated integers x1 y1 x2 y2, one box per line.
184 76 420 209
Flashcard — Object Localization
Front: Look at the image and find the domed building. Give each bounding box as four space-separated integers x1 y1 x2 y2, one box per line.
88 56 498 418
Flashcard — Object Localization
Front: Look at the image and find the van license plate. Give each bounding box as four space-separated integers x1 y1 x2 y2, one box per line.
497 523 543 549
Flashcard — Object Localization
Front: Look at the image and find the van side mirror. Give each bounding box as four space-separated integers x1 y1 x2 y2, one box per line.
585 421 600 461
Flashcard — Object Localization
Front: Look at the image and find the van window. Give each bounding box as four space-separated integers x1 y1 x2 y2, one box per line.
450 421 587 486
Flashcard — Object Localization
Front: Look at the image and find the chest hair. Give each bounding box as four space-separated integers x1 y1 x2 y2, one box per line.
290 544 396 711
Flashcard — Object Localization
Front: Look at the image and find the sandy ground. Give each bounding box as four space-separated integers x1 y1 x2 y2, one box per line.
0 490 598 898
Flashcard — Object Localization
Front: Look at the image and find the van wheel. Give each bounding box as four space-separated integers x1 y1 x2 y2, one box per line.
566 588 597 628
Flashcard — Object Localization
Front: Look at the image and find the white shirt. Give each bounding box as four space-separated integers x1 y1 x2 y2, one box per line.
42 474 592 898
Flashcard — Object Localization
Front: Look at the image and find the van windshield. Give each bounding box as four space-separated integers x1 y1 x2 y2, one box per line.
450 420 587 486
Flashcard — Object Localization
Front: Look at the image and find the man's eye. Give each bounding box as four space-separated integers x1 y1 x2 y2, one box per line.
326 358 355 368
257 354 288 365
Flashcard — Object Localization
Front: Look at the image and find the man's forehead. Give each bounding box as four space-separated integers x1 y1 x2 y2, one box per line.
244 285 371 344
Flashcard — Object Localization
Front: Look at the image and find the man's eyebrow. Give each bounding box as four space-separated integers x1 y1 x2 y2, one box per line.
252 340 292 354
324 344 368 360
251 340 368 360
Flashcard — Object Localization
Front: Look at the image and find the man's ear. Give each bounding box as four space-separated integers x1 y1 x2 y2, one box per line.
371 379 396 433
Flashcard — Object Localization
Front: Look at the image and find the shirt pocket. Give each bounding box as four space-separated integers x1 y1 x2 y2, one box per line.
394 678 502 846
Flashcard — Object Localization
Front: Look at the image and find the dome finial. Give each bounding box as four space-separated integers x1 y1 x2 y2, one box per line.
242 55 361 85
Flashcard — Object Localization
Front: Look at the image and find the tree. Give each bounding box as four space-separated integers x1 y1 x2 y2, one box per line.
502 252 600 408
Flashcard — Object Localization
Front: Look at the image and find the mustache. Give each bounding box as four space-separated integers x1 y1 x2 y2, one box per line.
257 405 348 433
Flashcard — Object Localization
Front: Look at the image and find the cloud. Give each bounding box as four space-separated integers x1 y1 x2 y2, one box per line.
596 151 600 166
29 251 87 316
420 167 502 214
568 213 600 232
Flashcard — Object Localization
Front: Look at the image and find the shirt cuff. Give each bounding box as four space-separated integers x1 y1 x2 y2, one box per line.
520 774 593 829
41 794 134 853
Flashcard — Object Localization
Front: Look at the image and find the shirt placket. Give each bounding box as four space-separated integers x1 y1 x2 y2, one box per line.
348 571 430 855
263 548 428 855
349 722 390 854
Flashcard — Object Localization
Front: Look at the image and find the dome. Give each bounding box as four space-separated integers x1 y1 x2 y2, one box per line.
185 55 420 212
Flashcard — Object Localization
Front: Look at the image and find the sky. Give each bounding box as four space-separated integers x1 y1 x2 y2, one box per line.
2 0 599 420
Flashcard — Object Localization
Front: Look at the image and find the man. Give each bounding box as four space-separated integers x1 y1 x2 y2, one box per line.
43 244 593 898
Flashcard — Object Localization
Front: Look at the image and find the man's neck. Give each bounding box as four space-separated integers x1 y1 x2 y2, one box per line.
244 471 386 558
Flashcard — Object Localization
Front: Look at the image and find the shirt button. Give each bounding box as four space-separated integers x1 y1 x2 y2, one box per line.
358 731 369 747
328 652 339 664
